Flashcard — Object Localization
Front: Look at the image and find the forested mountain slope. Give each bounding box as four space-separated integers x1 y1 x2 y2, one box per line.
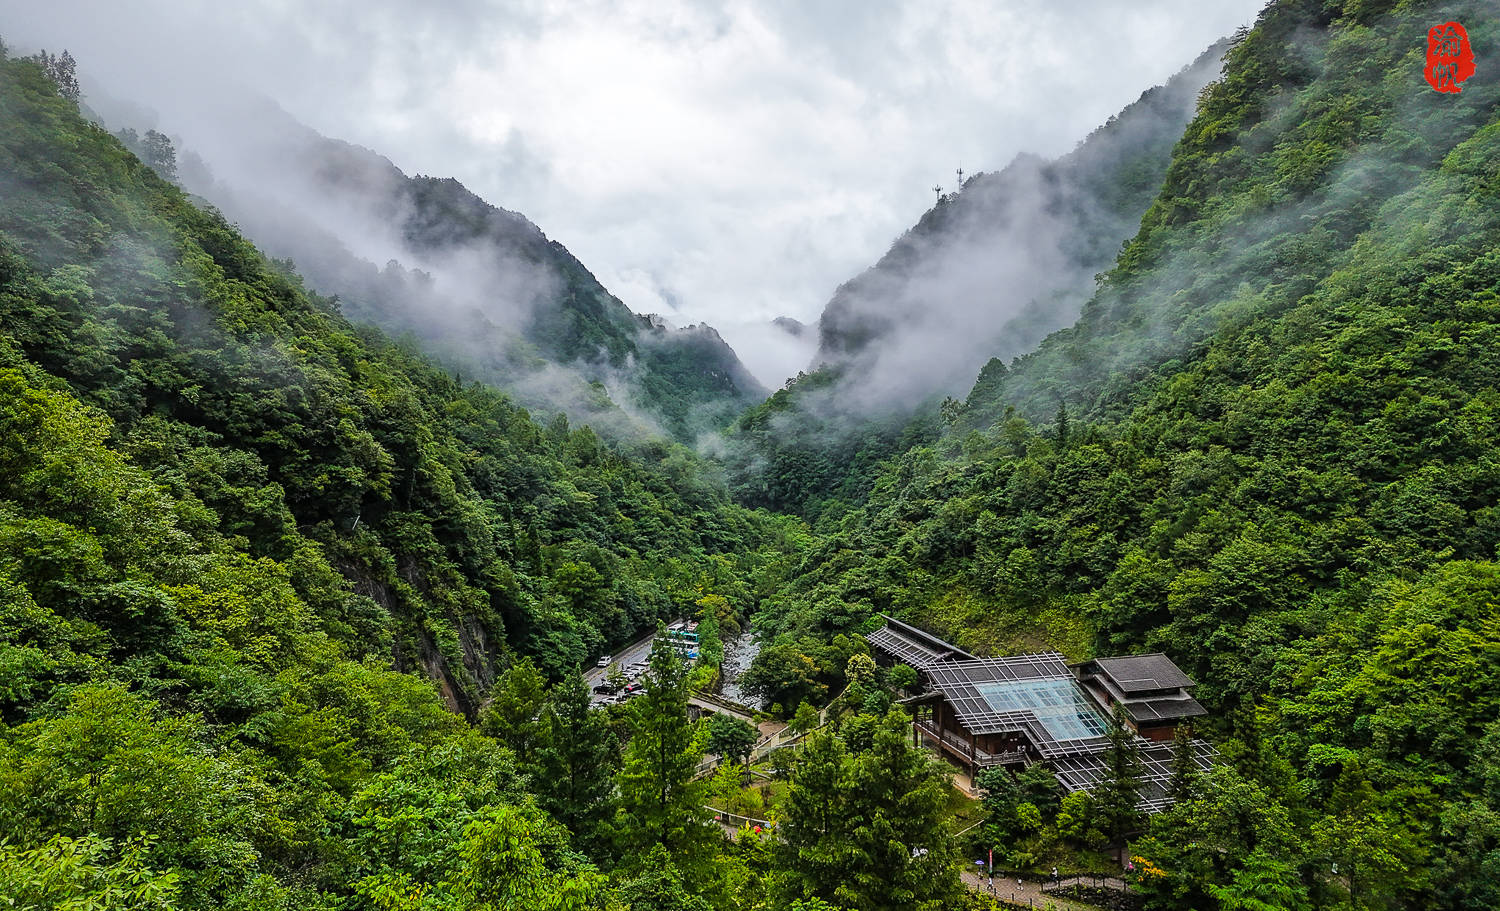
750 0 1500 906
724 40 1229 522
133 94 765 443
0 40 845 910
0 49 795 717
816 40 1231 386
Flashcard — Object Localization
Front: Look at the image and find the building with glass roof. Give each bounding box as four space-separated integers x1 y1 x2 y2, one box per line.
865 615 1211 812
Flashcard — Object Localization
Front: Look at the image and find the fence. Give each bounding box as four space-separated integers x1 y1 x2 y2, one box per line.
703 805 774 837
1041 873 1127 893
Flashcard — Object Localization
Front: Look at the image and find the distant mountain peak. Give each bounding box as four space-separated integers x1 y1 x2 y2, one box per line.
772 316 808 337
118 90 765 443
808 39 1231 413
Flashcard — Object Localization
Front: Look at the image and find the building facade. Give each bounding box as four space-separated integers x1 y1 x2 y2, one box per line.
866 616 1210 812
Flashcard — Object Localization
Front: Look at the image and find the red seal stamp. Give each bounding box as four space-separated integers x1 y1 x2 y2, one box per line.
1426 21 1475 93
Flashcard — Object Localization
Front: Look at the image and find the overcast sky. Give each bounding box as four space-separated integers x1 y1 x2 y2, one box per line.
2 0 1265 386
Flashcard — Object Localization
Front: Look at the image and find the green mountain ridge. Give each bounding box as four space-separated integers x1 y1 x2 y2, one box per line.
749 0 1500 905
0 50 794 716
6 0 1500 906
131 92 766 443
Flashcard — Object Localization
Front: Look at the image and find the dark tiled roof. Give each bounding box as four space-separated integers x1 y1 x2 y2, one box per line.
1089 654 1195 692
1123 695 1208 724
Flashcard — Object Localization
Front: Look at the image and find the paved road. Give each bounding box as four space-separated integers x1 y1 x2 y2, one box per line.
585 629 659 705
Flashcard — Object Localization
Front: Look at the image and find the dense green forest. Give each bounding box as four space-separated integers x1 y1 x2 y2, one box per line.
148 99 766 446
0 42 830 908
741 0 1500 907
721 40 1230 525
6 0 1500 908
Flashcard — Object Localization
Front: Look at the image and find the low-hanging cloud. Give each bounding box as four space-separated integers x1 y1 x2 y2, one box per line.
808 39 1232 414
1 0 1267 389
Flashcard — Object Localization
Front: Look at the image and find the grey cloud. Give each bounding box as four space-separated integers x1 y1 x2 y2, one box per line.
1 0 1266 391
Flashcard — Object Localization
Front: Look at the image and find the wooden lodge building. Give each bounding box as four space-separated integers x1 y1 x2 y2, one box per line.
866 616 1210 812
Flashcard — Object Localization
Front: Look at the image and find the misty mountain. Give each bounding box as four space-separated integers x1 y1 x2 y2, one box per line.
724 37 1231 519
102 92 766 443
772 316 809 337
765 2 1500 904
10 2 1500 907
814 39 1232 409
0 43 795 716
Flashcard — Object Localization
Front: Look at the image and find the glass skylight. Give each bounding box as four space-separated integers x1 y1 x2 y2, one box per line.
974 678 1108 742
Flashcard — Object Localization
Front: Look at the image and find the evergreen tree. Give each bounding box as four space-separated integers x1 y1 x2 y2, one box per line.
480 656 548 766
882 662 918 695
1094 705 1145 843
615 630 715 872
1166 724 1199 805
30 49 79 102
453 805 607 910
778 710 958 911
789 701 821 735
1208 851 1312 911
615 845 713 911
776 725 853 903
977 766 1024 857
704 713 757 771
695 602 723 669
842 653 877 713
532 670 618 854
1311 762 1422 910
940 396 964 426
1016 762 1062 817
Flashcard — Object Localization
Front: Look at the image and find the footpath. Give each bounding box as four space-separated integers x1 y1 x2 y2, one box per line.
960 871 1099 911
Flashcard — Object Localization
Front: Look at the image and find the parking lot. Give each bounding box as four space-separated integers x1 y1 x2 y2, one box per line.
585 622 699 707
584 630 657 707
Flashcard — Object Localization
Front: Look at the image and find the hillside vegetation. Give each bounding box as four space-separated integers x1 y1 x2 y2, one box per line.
724 40 1230 524
7 0 1500 907
149 94 767 444
0 49 805 715
748 0 1500 906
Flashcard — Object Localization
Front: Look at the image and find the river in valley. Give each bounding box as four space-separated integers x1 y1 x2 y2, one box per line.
718 628 764 709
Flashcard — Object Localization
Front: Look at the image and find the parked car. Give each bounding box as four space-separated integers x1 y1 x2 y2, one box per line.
597 655 612 668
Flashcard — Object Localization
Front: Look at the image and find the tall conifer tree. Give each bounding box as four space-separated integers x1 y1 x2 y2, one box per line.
615 629 714 873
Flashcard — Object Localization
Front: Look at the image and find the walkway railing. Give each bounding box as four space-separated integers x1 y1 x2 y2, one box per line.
1040 872 1129 893
703 805 774 838
688 691 759 722
916 721 1027 767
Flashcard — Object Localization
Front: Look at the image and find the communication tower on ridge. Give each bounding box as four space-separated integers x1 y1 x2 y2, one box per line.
932 184 943 203
956 166 964 188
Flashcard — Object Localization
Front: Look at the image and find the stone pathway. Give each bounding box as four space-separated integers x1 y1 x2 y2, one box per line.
960 872 1098 911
